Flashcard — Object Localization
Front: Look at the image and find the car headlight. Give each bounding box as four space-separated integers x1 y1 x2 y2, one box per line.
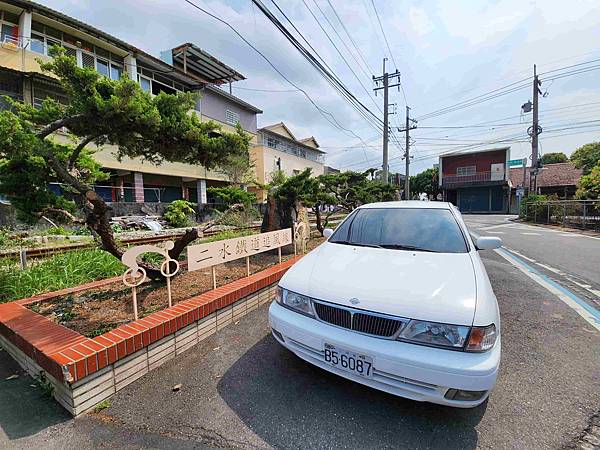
398 320 470 349
465 324 497 352
276 286 314 317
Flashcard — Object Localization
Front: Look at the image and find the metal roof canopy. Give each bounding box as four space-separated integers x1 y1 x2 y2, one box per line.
172 43 245 85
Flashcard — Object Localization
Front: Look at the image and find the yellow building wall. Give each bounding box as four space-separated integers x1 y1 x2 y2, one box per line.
0 46 54 77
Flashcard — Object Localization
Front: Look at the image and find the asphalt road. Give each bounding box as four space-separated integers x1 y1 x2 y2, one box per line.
1 216 599 449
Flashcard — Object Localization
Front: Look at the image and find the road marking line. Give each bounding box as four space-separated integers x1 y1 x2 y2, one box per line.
521 232 541 235
478 223 517 231
487 231 505 234
502 247 537 263
495 248 600 332
535 262 563 275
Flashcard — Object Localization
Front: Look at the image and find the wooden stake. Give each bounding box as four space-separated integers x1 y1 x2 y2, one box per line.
212 266 217 290
246 256 250 277
132 286 138 321
166 263 172 308
278 247 282 264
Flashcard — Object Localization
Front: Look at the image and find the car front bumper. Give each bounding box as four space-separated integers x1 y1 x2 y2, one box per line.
269 301 500 408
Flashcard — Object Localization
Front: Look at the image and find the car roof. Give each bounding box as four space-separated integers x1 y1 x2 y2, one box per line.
358 201 453 210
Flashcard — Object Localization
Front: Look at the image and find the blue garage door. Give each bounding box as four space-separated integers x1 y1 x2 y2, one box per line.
458 187 489 212
490 186 504 211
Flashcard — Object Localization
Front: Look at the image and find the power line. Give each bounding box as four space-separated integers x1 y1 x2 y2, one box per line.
324 0 375 75
369 0 397 70
232 86 300 92
258 0 383 133
182 0 367 139
309 0 372 81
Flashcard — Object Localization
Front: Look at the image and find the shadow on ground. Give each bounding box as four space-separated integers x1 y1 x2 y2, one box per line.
0 347 70 440
218 334 486 450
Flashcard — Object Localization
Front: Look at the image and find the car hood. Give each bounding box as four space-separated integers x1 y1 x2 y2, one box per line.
281 242 477 326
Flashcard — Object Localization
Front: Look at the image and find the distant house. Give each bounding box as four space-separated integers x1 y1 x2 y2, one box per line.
508 162 583 213
250 122 326 201
439 147 511 213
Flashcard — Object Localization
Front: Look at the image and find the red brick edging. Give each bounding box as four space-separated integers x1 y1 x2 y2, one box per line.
0 257 300 384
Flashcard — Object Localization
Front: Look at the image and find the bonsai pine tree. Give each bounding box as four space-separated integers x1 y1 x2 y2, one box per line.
0 47 251 277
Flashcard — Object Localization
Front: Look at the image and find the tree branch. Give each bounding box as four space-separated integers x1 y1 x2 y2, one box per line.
68 135 97 170
38 207 85 224
37 114 84 139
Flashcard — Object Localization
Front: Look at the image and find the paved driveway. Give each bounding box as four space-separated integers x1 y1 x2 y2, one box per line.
1 226 599 449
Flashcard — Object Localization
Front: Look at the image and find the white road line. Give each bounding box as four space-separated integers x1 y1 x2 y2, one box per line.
504 247 536 262
478 223 517 231
495 249 600 332
535 262 563 275
521 232 541 236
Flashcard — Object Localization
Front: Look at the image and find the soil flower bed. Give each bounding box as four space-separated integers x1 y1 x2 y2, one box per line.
28 237 325 337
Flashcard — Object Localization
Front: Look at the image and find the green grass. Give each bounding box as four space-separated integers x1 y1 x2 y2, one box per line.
0 249 125 303
204 229 254 243
93 399 110 412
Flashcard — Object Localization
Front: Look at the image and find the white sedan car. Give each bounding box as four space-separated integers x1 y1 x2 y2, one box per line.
269 201 502 408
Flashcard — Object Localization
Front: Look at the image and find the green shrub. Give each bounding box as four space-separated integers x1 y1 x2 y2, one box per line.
164 200 196 228
207 186 256 211
0 249 125 303
204 229 254 242
47 226 69 236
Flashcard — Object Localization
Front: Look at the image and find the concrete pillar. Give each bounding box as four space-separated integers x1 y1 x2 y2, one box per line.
22 77 33 105
117 178 125 202
182 184 189 201
133 172 144 203
196 179 207 205
124 54 137 81
18 9 32 47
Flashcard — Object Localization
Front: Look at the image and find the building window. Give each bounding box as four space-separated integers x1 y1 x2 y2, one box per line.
28 20 123 80
225 109 240 126
267 136 278 148
96 59 109 77
456 166 477 177
139 76 151 93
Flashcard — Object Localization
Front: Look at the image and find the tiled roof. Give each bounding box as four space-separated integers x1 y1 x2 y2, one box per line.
509 162 582 188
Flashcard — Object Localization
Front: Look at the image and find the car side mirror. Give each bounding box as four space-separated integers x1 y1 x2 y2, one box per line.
475 236 502 250
323 228 334 238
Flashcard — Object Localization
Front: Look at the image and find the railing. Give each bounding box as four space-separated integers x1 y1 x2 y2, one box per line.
441 171 505 186
258 136 325 163
522 199 600 231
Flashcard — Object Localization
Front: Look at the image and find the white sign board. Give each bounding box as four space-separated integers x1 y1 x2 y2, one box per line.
490 163 505 181
187 228 293 272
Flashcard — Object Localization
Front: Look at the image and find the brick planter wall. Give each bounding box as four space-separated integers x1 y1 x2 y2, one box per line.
0 257 299 416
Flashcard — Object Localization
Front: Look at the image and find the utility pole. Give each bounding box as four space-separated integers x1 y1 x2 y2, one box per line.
398 107 418 199
405 106 411 198
373 58 401 184
529 64 542 193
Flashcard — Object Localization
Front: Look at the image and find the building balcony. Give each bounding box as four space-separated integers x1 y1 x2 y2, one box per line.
441 171 506 188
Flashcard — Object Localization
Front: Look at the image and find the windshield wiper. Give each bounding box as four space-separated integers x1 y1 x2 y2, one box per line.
379 244 436 252
331 241 383 249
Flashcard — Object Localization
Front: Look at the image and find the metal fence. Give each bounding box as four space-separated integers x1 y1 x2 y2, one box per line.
522 199 600 231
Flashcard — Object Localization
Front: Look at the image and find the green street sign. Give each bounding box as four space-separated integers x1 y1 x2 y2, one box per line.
508 158 526 167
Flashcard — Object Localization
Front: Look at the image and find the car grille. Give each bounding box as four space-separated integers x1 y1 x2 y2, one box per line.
313 301 405 338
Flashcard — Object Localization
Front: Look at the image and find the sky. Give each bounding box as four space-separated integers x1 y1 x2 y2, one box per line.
41 0 600 175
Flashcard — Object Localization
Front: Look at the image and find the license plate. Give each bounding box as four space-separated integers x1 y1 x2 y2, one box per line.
323 343 373 378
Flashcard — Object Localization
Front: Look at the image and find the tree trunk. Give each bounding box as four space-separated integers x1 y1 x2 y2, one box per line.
314 203 324 236
83 190 163 280
261 191 295 232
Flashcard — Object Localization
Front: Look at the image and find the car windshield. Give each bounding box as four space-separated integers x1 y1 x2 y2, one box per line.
329 207 468 253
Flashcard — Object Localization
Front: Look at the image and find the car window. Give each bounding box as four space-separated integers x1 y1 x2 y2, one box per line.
330 208 468 253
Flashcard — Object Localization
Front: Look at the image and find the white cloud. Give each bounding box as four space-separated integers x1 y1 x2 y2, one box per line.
409 7 434 37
